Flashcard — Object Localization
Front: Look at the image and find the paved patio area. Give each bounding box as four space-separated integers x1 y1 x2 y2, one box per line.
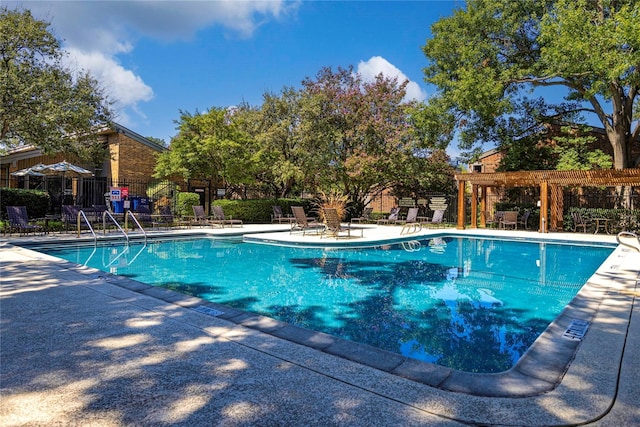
1 225 639 426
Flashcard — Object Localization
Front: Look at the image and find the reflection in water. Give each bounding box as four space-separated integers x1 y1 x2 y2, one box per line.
42 236 612 373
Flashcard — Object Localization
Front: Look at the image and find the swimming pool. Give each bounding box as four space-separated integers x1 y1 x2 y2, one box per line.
36 234 614 373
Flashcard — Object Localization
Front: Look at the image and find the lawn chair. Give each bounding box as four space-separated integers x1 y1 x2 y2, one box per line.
571 211 591 233
291 206 324 235
322 207 362 238
272 205 294 224
422 209 446 228
6 206 44 236
192 205 223 228
351 207 373 224
152 205 177 229
500 211 518 229
518 210 531 229
62 205 81 232
377 207 400 225
212 205 243 227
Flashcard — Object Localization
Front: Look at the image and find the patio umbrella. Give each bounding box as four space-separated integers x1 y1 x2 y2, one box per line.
33 160 94 178
33 161 95 212
10 164 47 177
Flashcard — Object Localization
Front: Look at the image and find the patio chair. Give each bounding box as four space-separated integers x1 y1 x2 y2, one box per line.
6 206 44 236
272 205 295 224
322 207 362 239
212 205 243 227
500 211 518 229
422 209 446 228
518 210 531 229
351 207 373 224
571 211 591 233
151 205 177 229
483 211 499 228
291 206 324 235
377 207 400 225
62 205 82 232
192 205 223 228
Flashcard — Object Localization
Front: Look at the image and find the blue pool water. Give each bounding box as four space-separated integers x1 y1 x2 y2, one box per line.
38 235 613 373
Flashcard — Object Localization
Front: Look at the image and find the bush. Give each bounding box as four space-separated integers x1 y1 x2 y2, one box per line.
176 192 200 217
212 198 315 223
0 188 51 219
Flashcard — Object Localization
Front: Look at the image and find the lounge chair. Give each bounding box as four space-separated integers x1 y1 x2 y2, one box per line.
351 207 373 224
212 205 243 227
6 206 44 236
192 205 223 228
272 205 294 224
291 206 324 235
377 207 400 225
397 207 419 225
322 207 362 238
422 209 446 228
500 211 518 229
571 211 591 233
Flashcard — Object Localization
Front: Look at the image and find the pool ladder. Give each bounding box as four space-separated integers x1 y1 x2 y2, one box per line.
76 210 97 245
617 231 640 252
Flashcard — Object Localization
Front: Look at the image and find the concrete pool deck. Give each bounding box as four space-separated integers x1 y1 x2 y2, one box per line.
1 225 639 426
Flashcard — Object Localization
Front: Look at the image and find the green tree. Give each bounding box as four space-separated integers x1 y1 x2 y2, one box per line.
0 7 113 165
422 0 640 169
252 88 307 198
154 108 257 199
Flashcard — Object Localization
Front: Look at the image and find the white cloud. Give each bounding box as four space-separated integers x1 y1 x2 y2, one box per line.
64 48 154 107
10 0 298 122
357 56 427 102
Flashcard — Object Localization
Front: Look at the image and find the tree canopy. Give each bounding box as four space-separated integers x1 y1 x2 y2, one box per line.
422 0 640 169
0 7 113 165
155 66 456 207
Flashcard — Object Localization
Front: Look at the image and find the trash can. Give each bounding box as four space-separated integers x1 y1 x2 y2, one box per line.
113 200 124 213
130 197 141 211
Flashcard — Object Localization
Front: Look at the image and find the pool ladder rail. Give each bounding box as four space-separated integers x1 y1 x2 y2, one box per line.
617 231 640 252
74 209 148 246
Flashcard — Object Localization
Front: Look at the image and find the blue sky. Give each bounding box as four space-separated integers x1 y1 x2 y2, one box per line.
12 1 465 150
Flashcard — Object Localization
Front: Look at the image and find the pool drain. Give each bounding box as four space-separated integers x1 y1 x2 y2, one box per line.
563 319 589 340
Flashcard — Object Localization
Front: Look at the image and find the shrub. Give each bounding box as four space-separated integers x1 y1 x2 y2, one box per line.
312 190 349 221
176 192 200 217
0 188 51 219
212 198 315 223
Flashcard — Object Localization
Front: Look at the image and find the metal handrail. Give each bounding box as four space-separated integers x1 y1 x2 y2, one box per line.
103 210 129 245
77 210 97 245
400 222 422 235
617 231 640 252
125 211 148 245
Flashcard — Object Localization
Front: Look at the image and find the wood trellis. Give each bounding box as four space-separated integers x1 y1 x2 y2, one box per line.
454 168 640 232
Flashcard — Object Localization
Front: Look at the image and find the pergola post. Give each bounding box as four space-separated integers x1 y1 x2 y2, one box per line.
457 179 466 229
550 185 563 231
480 186 487 227
470 185 478 228
540 180 549 233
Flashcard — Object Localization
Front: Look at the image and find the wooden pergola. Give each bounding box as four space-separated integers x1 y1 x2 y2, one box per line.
454 168 640 232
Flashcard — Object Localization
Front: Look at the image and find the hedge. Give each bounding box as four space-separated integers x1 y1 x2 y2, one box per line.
212 198 315 223
0 188 51 220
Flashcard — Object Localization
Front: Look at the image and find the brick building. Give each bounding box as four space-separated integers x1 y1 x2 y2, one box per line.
1 123 166 208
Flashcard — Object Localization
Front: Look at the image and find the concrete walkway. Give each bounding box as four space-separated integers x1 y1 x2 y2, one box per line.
1 226 639 426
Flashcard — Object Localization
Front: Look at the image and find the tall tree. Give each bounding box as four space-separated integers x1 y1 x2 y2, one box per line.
0 7 113 165
154 108 258 199
299 66 416 210
422 0 640 169
253 87 307 198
